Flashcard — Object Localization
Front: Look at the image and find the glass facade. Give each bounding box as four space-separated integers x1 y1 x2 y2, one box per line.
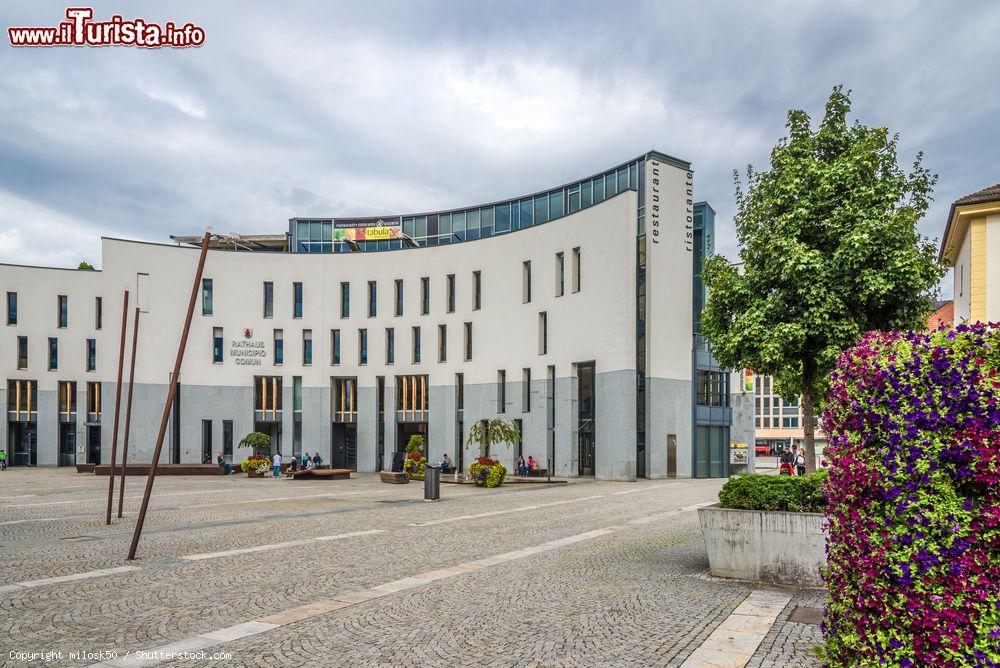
289 159 643 254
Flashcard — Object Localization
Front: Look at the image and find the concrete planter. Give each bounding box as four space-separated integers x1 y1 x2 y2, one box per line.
698 504 826 586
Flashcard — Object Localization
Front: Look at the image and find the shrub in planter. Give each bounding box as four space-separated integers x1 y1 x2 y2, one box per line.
718 471 827 513
468 456 506 488
823 324 1000 667
240 455 270 474
404 454 426 481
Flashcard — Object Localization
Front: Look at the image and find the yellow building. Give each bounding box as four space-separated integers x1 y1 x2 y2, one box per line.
941 184 1000 323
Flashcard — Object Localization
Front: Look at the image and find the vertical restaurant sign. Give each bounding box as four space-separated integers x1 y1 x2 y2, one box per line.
332 217 402 242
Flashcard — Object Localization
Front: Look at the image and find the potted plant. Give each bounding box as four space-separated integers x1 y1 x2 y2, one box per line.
241 454 271 478
464 418 520 488
403 435 426 480
239 431 271 456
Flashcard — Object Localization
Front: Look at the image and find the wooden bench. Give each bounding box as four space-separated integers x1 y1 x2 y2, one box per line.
379 471 408 484
92 463 223 476
291 468 350 480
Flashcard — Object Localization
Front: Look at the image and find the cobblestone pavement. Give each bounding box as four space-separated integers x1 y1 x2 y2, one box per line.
0 469 823 667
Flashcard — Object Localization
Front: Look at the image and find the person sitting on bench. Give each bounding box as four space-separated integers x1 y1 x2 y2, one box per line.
285 457 299 478
304 457 316 471
439 453 453 473
528 455 538 472
517 456 529 477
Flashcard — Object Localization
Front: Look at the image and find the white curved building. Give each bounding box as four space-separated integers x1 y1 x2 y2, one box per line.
2 151 737 479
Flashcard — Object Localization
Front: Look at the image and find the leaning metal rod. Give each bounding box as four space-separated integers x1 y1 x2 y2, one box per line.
105 290 130 526
117 306 141 518
127 231 211 560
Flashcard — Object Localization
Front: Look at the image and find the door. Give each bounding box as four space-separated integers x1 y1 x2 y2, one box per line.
9 423 37 466
58 423 76 467
87 425 102 464
578 431 595 476
331 423 358 470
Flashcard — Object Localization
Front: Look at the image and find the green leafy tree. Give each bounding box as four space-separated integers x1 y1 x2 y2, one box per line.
465 417 521 459
238 431 271 456
702 86 944 473
77 261 96 271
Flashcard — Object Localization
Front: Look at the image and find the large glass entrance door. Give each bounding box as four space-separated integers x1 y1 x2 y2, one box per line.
8 422 37 466
577 362 595 476
87 425 102 464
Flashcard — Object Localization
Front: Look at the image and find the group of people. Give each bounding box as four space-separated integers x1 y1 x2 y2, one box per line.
284 452 323 477
516 455 538 477
778 446 807 476
213 452 324 477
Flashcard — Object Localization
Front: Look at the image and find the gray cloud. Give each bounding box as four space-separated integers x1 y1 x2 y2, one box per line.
1 0 998 300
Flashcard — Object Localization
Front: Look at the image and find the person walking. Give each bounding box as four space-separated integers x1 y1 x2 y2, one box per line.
272 452 282 478
0 447 6 471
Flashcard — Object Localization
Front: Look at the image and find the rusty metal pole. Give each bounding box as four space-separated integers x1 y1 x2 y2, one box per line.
127 231 211 560
106 290 129 525
117 306 141 518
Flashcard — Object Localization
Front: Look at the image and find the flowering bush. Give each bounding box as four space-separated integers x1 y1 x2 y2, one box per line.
468 456 506 488
404 454 426 480
823 324 1000 667
240 455 270 473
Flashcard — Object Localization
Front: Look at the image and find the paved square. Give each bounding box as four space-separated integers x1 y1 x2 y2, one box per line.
0 470 821 667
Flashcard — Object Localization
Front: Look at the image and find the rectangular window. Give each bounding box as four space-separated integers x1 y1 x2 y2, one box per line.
202 419 213 463
86 339 97 371
331 329 341 365
420 277 430 315
549 190 565 219
520 199 533 227
446 274 455 313
555 252 565 297
581 180 592 207
464 322 473 361
263 282 273 318
213 328 223 364
340 282 350 318
538 312 547 355
293 376 303 412
456 373 464 410
522 368 531 412
495 204 511 233
472 271 481 310
274 329 283 365
593 176 605 203
368 281 377 318
497 370 506 413
16 336 27 369
48 337 58 370
223 420 233 461
95 296 102 329
572 247 581 293
386 327 395 365
293 282 303 318
57 295 68 328
568 185 581 214
6 292 16 325
534 196 548 225
438 324 447 362
522 261 532 303
202 279 213 316
394 279 403 316
302 329 312 365
412 326 421 364
359 329 368 365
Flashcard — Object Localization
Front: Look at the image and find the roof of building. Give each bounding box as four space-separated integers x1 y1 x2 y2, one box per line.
954 183 1000 206
170 233 289 252
927 299 954 331
940 184 1000 263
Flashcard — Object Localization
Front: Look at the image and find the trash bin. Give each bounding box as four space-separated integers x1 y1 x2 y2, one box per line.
424 464 440 501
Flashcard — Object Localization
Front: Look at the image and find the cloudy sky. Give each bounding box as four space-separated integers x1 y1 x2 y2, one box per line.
2 1 998 296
